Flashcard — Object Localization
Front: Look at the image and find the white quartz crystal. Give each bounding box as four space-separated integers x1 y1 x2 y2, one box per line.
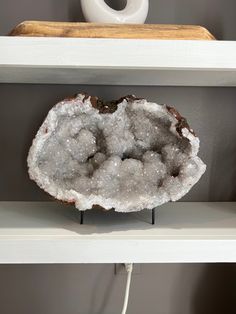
28 94 206 212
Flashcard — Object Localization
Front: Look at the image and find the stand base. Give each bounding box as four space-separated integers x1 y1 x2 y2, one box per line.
80 208 156 225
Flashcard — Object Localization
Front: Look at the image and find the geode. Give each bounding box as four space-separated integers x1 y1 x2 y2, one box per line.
28 94 206 212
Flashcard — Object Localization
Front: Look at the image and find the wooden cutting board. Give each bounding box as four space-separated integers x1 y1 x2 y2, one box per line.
10 21 216 40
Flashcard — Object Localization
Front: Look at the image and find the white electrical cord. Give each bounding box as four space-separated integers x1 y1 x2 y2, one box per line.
121 263 133 314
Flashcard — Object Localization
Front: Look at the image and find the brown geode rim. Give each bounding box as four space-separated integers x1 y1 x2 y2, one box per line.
63 93 196 137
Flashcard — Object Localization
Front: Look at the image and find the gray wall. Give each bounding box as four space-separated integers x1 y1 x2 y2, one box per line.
1 264 236 314
1 1 236 314
1 85 236 202
1 0 236 39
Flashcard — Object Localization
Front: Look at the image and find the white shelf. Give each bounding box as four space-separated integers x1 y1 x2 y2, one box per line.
1 37 236 86
0 201 236 264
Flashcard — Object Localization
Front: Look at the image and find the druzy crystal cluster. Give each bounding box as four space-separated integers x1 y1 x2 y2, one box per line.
28 94 206 212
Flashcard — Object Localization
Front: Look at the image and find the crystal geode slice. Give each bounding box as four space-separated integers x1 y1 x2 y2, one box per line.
28 94 206 212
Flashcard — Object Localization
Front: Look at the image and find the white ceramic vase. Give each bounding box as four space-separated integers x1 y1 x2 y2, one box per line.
81 0 149 24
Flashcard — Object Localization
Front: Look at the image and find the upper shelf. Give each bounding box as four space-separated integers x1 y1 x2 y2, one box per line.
1 201 236 264
1 37 236 86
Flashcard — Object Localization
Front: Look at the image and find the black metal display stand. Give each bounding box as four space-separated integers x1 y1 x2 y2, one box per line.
80 208 156 225
80 211 84 225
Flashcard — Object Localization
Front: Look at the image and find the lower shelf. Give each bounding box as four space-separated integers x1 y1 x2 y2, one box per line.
0 201 236 264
